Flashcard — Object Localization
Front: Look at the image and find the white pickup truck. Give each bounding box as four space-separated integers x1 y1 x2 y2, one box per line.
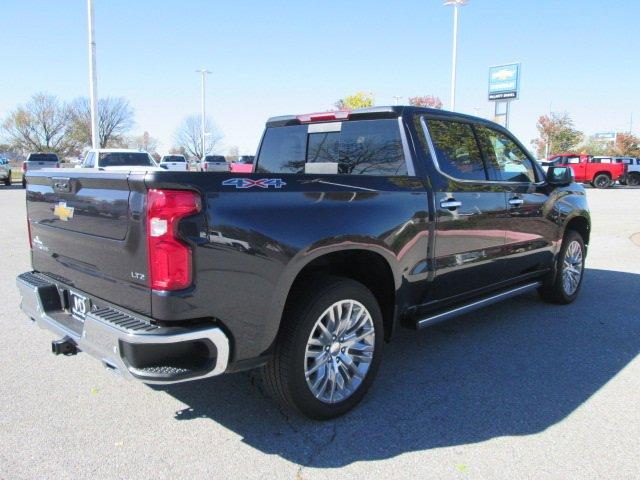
80 149 161 171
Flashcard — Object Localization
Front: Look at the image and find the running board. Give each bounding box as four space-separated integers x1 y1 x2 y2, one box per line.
416 281 542 329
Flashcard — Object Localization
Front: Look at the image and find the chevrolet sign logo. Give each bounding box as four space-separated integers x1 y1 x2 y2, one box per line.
53 202 74 221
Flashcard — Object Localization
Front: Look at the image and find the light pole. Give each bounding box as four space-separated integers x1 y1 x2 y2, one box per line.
87 0 99 149
444 0 468 112
393 96 403 106
196 69 211 160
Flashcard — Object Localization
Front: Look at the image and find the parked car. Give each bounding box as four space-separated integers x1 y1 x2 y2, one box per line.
230 155 255 173
595 156 640 186
159 154 189 171
0 157 11 186
543 153 626 188
200 155 229 172
80 149 160 171
18 106 590 420
22 152 60 188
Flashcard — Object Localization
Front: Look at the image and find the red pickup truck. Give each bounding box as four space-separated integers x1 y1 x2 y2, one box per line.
542 154 626 188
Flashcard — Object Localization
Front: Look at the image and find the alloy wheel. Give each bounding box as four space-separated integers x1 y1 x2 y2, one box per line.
562 240 583 295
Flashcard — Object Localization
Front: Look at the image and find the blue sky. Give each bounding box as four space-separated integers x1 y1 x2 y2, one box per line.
1 0 639 155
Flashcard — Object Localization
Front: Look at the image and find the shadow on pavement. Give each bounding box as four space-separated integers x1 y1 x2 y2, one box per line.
0 184 25 191
158 268 640 468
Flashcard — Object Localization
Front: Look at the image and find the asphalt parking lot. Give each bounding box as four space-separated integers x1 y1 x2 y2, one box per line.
1 185 638 480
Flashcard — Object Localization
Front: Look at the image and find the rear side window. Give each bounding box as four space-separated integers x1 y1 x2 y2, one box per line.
256 120 407 176
475 125 537 182
426 120 487 181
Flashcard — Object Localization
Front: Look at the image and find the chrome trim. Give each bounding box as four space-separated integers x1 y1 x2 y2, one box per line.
419 116 545 187
308 121 342 133
16 274 229 384
417 281 542 329
398 117 416 176
440 200 462 209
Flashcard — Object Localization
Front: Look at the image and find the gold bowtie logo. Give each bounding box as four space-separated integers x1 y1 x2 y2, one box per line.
53 202 74 221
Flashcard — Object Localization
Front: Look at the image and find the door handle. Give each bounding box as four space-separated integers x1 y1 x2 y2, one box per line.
508 198 524 206
440 200 462 210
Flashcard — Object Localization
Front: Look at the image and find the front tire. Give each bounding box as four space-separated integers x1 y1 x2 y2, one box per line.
539 230 585 304
261 276 384 420
21 177 26 189
3 174 10 186
627 173 640 187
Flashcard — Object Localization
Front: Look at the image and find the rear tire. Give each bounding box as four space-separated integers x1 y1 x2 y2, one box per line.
592 173 611 189
539 230 585 304
261 275 384 420
627 173 640 187
3 174 9 186
21 178 26 189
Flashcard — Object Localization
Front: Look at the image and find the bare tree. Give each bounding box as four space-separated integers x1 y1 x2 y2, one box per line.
174 115 223 159
2 93 72 155
409 95 443 109
69 96 134 148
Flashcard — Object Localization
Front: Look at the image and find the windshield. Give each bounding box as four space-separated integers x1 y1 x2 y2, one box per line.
28 153 58 162
99 152 154 167
162 156 185 162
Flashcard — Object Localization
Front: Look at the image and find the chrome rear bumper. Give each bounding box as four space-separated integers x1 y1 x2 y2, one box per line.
16 272 229 384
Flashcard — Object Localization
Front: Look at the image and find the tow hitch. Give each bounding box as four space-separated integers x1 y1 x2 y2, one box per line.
51 337 78 356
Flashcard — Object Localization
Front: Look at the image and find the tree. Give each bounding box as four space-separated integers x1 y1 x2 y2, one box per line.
612 132 640 157
173 115 223 159
128 131 160 155
408 95 443 109
68 96 134 148
335 92 374 110
531 112 583 158
2 93 72 155
226 145 239 163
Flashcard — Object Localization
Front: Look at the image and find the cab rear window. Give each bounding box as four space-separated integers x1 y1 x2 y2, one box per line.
256 119 407 176
99 152 153 167
28 154 58 162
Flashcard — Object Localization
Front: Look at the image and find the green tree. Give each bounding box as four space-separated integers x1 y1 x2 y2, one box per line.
335 92 374 110
2 93 72 155
612 132 640 157
531 112 583 158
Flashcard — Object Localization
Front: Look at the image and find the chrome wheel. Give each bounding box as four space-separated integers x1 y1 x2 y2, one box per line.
304 299 375 404
562 240 583 295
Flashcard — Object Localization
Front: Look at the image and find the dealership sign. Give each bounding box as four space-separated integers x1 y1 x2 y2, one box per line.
593 132 617 141
488 63 520 101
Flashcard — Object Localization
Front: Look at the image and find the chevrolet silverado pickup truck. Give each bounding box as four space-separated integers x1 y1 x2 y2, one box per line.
17 106 590 419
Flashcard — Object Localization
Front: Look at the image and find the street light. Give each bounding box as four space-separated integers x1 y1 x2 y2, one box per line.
87 0 99 149
195 69 212 160
444 0 468 112
393 96 403 106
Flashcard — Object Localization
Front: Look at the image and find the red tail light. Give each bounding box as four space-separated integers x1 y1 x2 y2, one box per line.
146 189 201 291
22 162 27 172
203 162 208 171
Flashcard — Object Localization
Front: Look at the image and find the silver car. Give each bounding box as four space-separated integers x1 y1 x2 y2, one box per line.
200 155 229 172
0 157 11 186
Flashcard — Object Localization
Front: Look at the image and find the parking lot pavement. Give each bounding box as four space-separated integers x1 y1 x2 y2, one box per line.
1 186 638 480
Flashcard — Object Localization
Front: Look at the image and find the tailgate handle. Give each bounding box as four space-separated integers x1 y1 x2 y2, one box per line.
52 177 71 193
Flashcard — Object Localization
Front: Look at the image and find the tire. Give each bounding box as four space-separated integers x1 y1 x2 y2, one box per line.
539 230 586 304
22 178 26 189
592 173 611 189
261 275 384 420
3 173 10 186
627 173 640 187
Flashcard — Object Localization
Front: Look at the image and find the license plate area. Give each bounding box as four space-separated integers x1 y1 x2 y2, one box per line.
69 290 90 322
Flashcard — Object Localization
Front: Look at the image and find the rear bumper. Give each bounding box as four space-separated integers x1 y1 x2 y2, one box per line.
16 271 230 384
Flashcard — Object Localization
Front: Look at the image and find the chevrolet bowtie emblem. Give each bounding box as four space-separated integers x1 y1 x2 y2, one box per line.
53 202 74 221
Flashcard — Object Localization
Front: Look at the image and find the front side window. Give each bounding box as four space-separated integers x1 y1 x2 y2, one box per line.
256 119 407 176
475 126 536 182
427 119 487 181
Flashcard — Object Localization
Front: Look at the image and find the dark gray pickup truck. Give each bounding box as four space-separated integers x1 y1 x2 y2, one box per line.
17 106 590 419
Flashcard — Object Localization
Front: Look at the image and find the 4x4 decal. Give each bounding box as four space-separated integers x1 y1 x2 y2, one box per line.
222 178 287 189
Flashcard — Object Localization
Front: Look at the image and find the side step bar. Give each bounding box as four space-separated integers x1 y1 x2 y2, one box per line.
417 281 542 329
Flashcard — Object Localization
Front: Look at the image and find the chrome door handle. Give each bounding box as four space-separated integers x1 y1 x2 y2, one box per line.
508 198 524 206
440 200 462 209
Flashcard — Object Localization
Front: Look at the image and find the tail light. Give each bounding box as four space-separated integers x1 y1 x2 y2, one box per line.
203 162 208 171
55 162 60 168
22 162 27 172
146 189 201 291
296 111 350 123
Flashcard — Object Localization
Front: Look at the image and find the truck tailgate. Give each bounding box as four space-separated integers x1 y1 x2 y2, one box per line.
26 170 151 315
